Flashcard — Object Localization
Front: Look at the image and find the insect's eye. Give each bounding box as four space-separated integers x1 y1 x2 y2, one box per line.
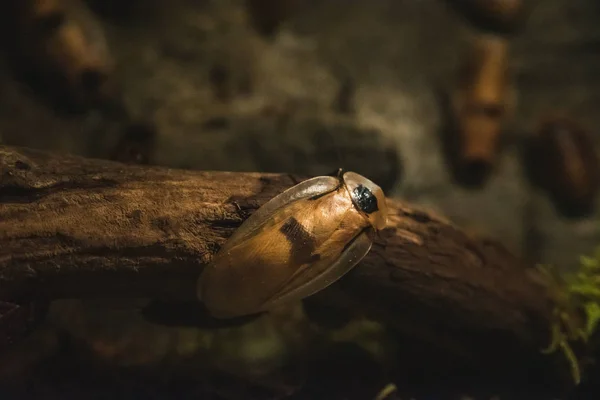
352 184 378 214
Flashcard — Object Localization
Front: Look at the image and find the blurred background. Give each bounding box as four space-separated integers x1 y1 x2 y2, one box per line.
1 0 599 398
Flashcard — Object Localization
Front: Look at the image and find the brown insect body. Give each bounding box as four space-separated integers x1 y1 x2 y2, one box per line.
16 0 114 108
527 117 600 217
198 171 387 319
451 35 511 185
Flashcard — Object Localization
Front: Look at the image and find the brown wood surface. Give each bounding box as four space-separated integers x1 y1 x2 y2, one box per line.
0 145 574 393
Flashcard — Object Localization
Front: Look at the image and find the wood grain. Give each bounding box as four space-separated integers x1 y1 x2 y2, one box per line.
0 145 572 393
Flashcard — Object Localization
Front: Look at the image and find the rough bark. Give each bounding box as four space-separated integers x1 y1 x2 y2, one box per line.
0 145 571 393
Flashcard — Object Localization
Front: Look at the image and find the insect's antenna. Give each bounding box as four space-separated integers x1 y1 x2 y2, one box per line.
329 72 351 171
323 115 345 179
320 126 348 184
330 128 346 169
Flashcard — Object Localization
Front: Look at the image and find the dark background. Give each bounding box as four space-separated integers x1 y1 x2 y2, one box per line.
1 1 599 398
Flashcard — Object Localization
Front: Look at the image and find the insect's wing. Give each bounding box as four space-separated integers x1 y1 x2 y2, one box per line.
222 175 340 251
198 176 341 316
261 228 374 311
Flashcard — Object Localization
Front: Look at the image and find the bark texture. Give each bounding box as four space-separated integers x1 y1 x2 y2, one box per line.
0 145 571 392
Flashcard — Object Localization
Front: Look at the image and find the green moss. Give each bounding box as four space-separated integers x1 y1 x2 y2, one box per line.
538 246 600 385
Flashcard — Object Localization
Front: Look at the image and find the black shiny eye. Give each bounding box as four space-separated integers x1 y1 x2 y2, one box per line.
352 185 378 214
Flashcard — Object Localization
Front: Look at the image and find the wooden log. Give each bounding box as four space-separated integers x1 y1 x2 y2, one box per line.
0 145 574 394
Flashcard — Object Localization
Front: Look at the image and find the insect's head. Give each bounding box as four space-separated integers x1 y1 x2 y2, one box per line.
342 171 388 231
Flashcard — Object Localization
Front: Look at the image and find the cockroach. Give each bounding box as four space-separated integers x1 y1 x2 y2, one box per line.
198 169 388 319
524 116 600 218
14 0 114 109
450 34 512 186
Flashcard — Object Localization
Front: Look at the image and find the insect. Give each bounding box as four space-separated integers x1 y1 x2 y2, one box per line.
524 116 600 218
450 34 513 186
15 0 114 109
197 169 388 319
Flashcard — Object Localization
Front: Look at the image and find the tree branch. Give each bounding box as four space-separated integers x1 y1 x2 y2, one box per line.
0 145 571 393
